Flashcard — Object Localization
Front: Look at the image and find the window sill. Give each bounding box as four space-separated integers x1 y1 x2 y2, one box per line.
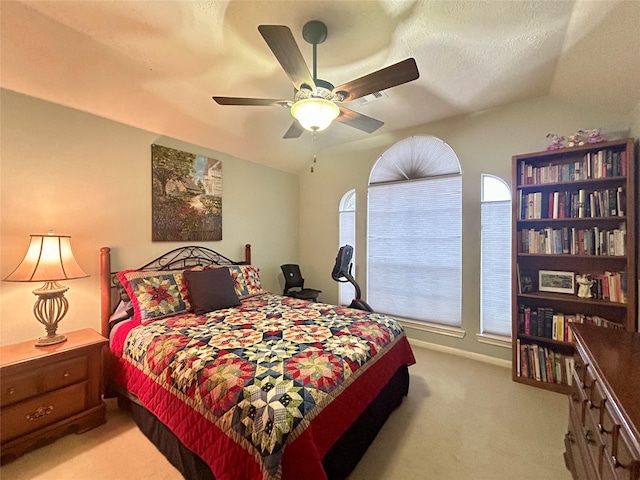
476 333 511 348
396 317 466 339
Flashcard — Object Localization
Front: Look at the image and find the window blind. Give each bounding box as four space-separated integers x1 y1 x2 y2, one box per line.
481 199 512 337
338 209 356 305
367 176 462 326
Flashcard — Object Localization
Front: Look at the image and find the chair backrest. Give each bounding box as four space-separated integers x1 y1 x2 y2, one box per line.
281 264 304 293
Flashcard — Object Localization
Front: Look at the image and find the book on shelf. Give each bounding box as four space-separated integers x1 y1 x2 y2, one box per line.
516 341 574 386
517 223 626 256
518 188 625 220
517 305 623 340
518 147 627 186
583 271 627 303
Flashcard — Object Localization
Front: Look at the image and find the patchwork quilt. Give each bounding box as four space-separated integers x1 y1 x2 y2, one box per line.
112 294 415 480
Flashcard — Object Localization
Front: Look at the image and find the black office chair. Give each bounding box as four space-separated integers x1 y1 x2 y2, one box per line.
281 264 322 302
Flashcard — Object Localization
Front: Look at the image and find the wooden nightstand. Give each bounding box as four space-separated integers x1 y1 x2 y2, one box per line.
0 328 108 464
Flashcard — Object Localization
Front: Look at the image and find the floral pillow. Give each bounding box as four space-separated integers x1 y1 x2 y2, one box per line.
116 269 191 323
227 265 265 299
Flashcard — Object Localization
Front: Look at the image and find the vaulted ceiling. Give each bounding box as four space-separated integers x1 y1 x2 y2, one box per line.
2 1 639 173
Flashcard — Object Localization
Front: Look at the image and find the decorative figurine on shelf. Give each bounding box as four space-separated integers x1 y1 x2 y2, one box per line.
585 128 607 144
567 130 586 147
576 274 594 298
546 133 565 150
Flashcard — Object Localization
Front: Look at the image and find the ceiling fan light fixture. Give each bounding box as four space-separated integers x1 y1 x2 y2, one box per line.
290 98 339 132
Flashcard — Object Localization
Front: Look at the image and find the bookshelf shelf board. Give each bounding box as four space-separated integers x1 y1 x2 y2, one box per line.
518 176 625 190
517 334 574 346
512 376 572 395
517 253 627 260
516 292 628 308
516 217 626 225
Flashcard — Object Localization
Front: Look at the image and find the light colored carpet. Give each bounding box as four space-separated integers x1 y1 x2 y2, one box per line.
1 344 571 480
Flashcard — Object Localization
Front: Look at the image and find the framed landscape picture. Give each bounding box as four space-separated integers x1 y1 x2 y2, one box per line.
538 270 575 294
151 144 222 241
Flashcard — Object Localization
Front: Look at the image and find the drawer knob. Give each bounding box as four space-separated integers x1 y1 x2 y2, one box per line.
585 430 597 445
63 371 70 378
26 405 54 421
8 387 15 395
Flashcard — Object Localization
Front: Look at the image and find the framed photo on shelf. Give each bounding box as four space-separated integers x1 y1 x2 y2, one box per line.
539 270 575 294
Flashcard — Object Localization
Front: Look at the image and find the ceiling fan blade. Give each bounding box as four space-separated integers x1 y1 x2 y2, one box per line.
212 96 290 107
336 107 384 133
258 25 316 91
283 121 304 139
333 58 419 103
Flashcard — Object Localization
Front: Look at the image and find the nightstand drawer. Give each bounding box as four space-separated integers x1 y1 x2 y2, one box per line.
42 356 88 392
1 356 87 408
0 370 40 407
0 381 88 442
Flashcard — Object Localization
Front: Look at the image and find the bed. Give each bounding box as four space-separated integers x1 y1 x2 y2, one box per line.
100 244 415 480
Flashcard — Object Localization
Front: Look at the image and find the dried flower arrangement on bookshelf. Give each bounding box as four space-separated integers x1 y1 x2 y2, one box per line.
545 128 607 150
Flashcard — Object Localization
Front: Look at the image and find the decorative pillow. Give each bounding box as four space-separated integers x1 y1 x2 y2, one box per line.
183 267 240 315
227 265 265 298
116 269 191 322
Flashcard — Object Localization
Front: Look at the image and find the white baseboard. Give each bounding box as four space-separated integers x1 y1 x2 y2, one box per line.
407 337 511 369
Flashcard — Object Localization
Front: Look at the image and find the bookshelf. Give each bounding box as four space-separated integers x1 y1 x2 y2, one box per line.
511 138 637 394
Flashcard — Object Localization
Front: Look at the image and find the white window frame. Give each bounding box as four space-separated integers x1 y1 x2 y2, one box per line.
338 190 356 306
367 135 463 338
478 174 512 348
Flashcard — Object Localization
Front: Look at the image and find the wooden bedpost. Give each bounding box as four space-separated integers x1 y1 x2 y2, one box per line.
245 244 252 265
100 247 111 339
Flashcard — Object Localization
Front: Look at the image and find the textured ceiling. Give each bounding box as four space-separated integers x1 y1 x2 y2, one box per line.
2 0 639 173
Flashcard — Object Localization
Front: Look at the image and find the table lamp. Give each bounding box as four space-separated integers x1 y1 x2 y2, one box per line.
4 233 88 346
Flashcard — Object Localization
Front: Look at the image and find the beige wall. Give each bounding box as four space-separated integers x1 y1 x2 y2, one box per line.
299 95 634 361
2 88 635 357
0 89 299 345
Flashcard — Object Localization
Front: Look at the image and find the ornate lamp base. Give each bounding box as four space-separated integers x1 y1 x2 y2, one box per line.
32 281 70 348
36 333 67 346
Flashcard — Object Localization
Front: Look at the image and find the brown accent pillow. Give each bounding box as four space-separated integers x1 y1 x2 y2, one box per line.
183 267 240 315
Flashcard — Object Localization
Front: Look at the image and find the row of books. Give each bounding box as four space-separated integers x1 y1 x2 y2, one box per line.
517 305 623 341
517 187 625 220
516 339 575 386
517 224 627 256
518 148 627 185
588 271 627 303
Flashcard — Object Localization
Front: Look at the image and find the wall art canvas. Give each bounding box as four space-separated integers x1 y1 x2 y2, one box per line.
152 144 222 241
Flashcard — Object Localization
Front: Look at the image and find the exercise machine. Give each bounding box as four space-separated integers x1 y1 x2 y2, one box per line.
331 245 373 312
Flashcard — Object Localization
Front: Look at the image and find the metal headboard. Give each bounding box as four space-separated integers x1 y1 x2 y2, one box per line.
100 244 251 338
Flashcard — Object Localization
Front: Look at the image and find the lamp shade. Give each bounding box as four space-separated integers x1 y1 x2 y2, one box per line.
5 234 88 282
290 98 340 132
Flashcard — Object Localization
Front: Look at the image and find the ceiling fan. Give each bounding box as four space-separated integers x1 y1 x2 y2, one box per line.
212 20 420 139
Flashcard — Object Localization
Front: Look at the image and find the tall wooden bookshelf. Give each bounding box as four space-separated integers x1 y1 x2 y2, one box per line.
511 138 637 394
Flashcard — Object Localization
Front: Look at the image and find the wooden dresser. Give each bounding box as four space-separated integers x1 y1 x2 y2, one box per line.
0 329 108 464
564 323 640 480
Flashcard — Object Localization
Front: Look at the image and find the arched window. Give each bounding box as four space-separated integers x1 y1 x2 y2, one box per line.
368 136 462 333
480 174 512 340
338 189 356 305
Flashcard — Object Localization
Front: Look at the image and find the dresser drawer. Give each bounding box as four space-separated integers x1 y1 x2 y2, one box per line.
1 356 88 408
0 381 88 442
